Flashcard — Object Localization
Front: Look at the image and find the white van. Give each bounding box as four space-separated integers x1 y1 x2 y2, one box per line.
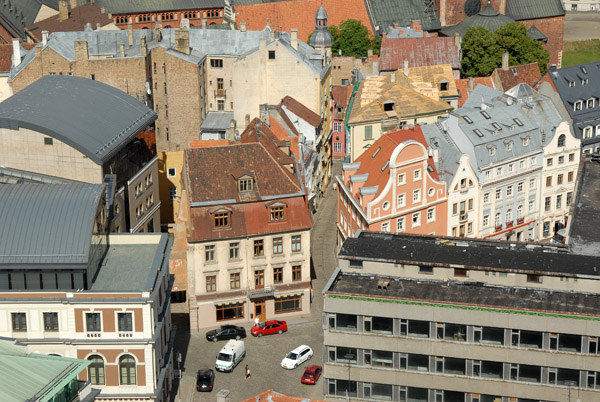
215 339 246 372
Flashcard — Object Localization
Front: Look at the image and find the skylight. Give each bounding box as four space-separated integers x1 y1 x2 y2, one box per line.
513 118 524 127
381 161 389 172
481 111 491 119
464 116 473 124
581 66 588 74
473 129 484 137
492 122 502 131
371 147 381 158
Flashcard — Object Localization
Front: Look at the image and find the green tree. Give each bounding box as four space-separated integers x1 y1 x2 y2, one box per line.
461 26 502 77
308 19 380 57
494 23 550 75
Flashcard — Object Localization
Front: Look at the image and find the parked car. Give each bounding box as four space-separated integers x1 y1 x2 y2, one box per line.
281 345 313 369
251 320 288 337
301 365 322 385
196 368 214 392
205 325 246 342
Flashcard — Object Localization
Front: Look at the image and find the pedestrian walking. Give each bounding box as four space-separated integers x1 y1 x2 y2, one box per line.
245 364 250 380
310 287 314 303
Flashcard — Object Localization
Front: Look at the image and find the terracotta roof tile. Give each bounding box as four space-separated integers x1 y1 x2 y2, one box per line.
234 0 372 42
188 139 233 148
332 85 349 107
281 95 322 127
0 43 34 72
380 37 460 71
491 62 541 92
455 77 495 107
26 4 113 42
269 117 300 161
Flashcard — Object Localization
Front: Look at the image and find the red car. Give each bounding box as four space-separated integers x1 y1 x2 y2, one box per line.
301 365 322 385
251 320 287 337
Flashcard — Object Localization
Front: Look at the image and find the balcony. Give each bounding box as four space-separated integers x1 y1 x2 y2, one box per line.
249 287 274 300
215 89 226 97
495 225 503 232
517 217 525 224
506 221 514 228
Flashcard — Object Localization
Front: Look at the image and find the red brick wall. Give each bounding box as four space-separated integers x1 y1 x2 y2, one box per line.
519 16 565 67
113 9 225 30
0 18 16 44
437 0 505 26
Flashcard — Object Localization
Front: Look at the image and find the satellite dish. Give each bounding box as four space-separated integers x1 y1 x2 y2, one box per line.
145 81 151 95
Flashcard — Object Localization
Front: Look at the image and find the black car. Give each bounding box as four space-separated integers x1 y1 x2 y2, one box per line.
205 325 246 342
196 368 214 392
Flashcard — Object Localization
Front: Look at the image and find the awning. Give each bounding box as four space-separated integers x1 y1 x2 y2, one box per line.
274 293 304 299
214 300 246 307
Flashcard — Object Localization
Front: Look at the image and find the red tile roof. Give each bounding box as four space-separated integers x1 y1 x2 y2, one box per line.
234 0 372 42
0 43 34 72
491 62 541 92
269 116 300 161
455 77 495 107
188 139 234 148
332 85 349 107
26 4 113 42
281 95 322 127
351 126 439 200
380 37 460 71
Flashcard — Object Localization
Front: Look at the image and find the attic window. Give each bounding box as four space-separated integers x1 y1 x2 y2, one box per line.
473 129 484 137
383 101 395 111
480 111 491 119
239 178 253 192
270 205 285 221
440 80 449 91
505 141 513 152
513 118 524 127
463 116 473 124
268 50 276 60
213 211 230 228
44 137 53 145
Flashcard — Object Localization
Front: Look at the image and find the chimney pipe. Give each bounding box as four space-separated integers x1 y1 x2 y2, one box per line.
12 38 21 67
70 0 77 10
155 21 163 41
59 0 69 21
468 77 474 92
120 43 125 57
41 30 48 46
454 31 460 48
240 22 247 32
291 29 298 51
175 29 190 55
140 35 147 56
96 23 101 29
502 51 509 70
101 7 106 14
74 40 89 61
202 19 207 29
391 72 395 83
128 22 133 46
403 60 408 76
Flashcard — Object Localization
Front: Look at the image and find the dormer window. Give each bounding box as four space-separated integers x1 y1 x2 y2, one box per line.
568 81 575 88
582 78 589 85
213 211 230 228
574 101 583 111
522 137 530 146
505 141 513 152
269 203 286 221
488 146 496 156
239 178 253 192
383 101 395 112
587 98 595 108
440 80 449 91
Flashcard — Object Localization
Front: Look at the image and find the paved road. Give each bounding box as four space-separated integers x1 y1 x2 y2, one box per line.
171 161 341 402
564 13 600 41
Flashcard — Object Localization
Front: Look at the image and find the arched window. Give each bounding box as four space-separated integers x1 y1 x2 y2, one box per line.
517 205 523 219
557 134 566 147
88 355 105 385
120 355 137 385
506 209 512 223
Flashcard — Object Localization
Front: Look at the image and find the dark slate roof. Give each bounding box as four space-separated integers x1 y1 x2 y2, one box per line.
0 75 157 165
329 273 600 317
440 2 515 38
568 158 600 257
506 0 565 21
527 24 547 41
339 231 600 277
80 0 226 14
0 0 57 40
547 62 600 141
364 0 441 34
0 183 104 267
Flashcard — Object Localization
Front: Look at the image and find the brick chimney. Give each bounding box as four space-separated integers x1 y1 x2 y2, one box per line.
128 21 133 46
74 40 89 61
140 35 147 56
291 29 298 51
260 104 270 126
468 77 474 93
120 43 125 57
240 22 247 32
59 0 69 21
202 19 207 29
70 0 77 9
175 29 190 55
454 32 460 48
403 60 408 76
502 51 509 70
11 38 21 67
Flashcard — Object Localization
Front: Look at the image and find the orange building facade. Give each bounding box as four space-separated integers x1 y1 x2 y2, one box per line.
336 127 448 245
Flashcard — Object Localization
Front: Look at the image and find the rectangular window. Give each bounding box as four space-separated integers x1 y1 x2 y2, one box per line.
117 312 133 332
213 212 229 228
273 267 283 284
217 100 224 111
44 137 53 145
230 273 240 289
254 270 264 288
547 158 553 167
546 176 552 187
413 189 421 203
506 185 513 196
567 192 573 205
210 58 223 68
292 265 302 281
216 304 244 321
270 206 285 221
217 78 224 90
556 194 563 209
86 313 101 332
275 295 301 313
169 186 177 201
557 174 564 185
381 222 390 232
273 237 283 254
397 217 405 231
529 178 535 189
495 189 501 200
398 173 406 185
43 312 59 331
413 169 421 181
239 178 253 192
397 193 406 208
268 50 276 59
291 235 302 252
545 197 551 212
206 275 216 292
205 245 215 262
517 182 523 193
568 171 574 182
229 242 239 260
333 121 342 132
558 155 564 164
364 125 372 140
11 312 26 332
254 239 264 256
482 214 489 227
483 192 490 203
412 212 420 227
427 207 435 222
569 153 575 162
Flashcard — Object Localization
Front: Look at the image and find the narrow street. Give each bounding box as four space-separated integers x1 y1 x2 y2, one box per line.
172 161 341 402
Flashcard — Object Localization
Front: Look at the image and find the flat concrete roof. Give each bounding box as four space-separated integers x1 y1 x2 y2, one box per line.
90 234 171 292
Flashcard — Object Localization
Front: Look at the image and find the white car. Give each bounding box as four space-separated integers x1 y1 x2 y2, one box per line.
281 345 313 369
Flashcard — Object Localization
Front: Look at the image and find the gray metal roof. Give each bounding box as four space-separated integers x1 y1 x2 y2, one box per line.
78 0 225 13
365 0 441 34
201 111 234 131
0 183 104 267
546 62 600 141
506 0 565 21
440 2 516 38
421 122 463 187
0 75 157 165
0 166 76 184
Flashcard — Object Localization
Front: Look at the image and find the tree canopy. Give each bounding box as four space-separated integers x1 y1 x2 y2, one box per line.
460 23 550 77
308 19 380 58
